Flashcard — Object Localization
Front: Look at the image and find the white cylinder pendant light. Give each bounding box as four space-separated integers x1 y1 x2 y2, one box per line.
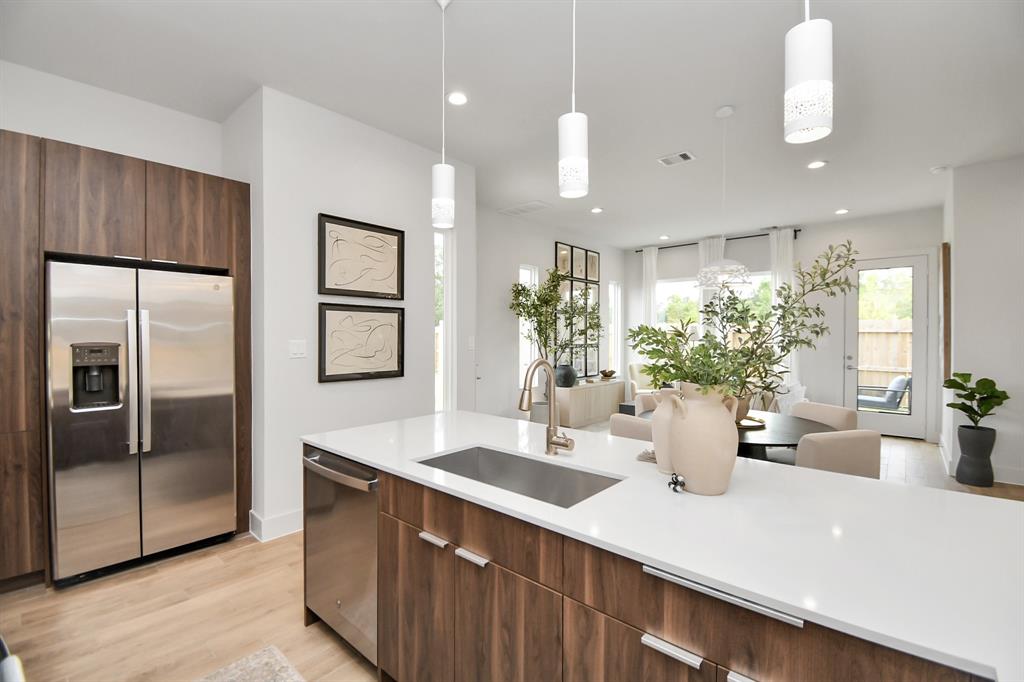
432 162 454 229
558 112 588 198
558 0 588 198
784 0 833 144
432 0 455 228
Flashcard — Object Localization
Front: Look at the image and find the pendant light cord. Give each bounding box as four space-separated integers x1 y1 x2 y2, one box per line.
804 0 810 21
571 0 576 112
441 3 447 164
720 115 727 224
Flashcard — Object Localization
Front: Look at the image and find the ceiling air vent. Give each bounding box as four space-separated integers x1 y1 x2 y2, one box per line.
657 151 695 167
498 200 551 217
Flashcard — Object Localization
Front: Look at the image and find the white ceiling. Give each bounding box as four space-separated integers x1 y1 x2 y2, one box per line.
2 0 1022 248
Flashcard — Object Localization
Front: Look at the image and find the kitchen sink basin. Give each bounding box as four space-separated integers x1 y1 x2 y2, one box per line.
418 447 621 508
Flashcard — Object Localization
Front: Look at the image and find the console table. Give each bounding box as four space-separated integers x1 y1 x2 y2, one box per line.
555 379 626 428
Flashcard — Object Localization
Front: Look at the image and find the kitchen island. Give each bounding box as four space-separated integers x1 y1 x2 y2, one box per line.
303 411 1024 681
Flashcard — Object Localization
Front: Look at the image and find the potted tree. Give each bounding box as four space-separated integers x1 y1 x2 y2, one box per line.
509 268 602 390
943 373 1011 486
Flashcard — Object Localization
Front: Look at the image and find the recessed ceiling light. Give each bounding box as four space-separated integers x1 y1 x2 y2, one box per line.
807 160 828 170
447 91 468 106
590 207 603 214
659 234 670 241
929 165 949 175
835 208 849 215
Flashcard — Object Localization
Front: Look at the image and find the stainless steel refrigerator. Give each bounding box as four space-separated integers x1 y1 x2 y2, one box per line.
46 261 236 580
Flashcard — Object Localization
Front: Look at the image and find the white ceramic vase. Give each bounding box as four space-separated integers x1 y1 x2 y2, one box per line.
649 388 681 475
665 390 740 496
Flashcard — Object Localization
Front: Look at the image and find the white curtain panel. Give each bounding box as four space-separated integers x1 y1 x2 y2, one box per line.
770 227 800 387
641 246 659 325
697 236 725 333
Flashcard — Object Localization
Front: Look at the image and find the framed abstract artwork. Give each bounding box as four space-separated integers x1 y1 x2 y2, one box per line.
318 213 404 299
318 303 404 382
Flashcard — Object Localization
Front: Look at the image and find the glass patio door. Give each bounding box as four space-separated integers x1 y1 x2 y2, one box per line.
843 255 928 438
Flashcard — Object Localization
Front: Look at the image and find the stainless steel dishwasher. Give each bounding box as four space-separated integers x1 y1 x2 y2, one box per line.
303 445 379 665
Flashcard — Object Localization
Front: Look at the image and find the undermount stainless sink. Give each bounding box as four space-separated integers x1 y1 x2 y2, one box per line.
418 447 621 508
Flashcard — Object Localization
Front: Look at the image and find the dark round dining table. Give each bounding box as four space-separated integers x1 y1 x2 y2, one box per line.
636 408 835 460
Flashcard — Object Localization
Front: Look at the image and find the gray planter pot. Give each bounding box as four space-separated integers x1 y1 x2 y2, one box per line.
554 364 577 388
955 425 996 487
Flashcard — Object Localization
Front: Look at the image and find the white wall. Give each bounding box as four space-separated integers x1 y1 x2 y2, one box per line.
475 209 627 418
223 88 477 538
0 60 222 175
795 207 944 442
944 155 1024 484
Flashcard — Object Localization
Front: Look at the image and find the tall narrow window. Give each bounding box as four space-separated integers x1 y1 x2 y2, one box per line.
607 281 622 373
434 230 455 411
517 265 540 387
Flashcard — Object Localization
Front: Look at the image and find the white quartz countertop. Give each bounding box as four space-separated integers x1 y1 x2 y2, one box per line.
302 411 1024 680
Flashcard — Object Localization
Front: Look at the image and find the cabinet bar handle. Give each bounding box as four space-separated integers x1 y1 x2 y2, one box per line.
642 565 804 628
727 672 757 682
113 255 143 261
418 531 449 549
454 547 489 567
151 259 178 264
640 633 703 670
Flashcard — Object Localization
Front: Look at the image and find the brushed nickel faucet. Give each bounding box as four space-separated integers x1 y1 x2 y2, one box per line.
517 358 575 455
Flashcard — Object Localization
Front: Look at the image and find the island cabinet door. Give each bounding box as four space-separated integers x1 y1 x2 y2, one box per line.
453 546 562 682
563 598 716 682
378 513 454 682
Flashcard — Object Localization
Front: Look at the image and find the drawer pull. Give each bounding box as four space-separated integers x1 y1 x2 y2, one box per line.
418 531 449 549
151 259 178 264
113 255 143 261
727 672 757 682
640 633 703 670
455 547 490 567
642 565 804 629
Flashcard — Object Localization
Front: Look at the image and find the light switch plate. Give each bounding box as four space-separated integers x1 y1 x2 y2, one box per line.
288 339 307 359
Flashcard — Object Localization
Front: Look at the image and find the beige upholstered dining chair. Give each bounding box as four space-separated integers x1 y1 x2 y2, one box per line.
628 363 656 398
634 392 659 414
795 430 881 479
791 401 857 431
609 413 653 441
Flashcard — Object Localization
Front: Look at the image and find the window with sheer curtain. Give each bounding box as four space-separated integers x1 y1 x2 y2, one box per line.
516 265 540 387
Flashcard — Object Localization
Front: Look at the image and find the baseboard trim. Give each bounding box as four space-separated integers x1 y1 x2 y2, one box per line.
993 465 1024 486
249 508 302 542
937 436 955 476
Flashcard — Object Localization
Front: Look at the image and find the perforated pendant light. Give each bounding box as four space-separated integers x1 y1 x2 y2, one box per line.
784 0 833 144
558 0 588 199
431 0 455 228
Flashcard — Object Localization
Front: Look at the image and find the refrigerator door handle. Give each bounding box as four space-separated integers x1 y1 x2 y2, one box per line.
140 309 152 453
126 309 139 455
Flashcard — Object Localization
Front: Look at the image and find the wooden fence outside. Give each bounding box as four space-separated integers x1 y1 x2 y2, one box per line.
857 319 912 407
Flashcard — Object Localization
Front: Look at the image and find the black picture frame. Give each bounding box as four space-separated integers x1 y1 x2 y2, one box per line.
318 303 405 382
553 240 602 378
318 213 405 299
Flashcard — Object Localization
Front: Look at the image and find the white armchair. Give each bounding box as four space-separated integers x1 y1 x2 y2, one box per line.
609 413 653 441
628 363 655 398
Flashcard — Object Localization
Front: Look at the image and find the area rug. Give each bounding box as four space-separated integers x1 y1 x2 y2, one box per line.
196 645 306 682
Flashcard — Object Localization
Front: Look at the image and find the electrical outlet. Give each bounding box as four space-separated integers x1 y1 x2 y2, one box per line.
288 339 307 359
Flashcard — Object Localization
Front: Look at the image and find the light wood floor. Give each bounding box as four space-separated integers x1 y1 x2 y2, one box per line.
0 532 377 682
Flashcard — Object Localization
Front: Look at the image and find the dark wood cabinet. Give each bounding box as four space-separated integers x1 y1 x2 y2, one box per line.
43 139 146 258
0 130 41 435
454 551 562 682
229 179 251 531
564 598 716 682
378 514 454 682
146 162 232 269
0 432 45 581
0 131 46 584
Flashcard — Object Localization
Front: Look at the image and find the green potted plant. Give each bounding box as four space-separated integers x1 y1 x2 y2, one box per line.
629 242 857 421
509 269 602 389
943 373 1011 486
